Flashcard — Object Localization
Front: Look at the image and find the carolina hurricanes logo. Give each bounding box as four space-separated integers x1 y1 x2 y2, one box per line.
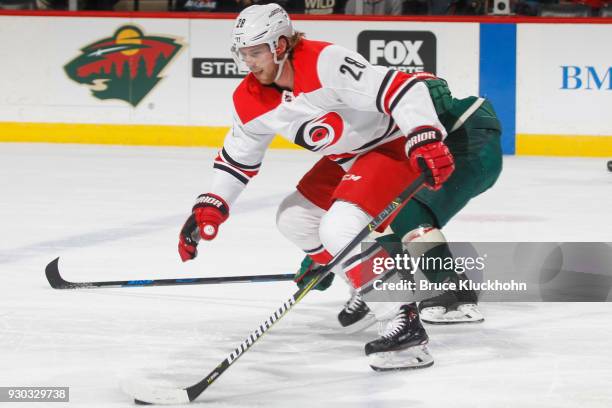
295 112 345 152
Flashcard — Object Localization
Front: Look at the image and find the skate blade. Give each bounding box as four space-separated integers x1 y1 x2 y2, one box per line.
341 313 377 334
420 304 484 325
368 345 434 371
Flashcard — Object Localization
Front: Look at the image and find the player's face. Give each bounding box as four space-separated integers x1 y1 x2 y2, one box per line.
239 43 278 84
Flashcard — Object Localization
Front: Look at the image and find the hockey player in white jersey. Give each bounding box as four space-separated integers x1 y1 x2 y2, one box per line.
178 3 458 371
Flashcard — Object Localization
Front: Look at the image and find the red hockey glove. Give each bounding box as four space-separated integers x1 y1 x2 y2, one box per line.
178 193 229 262
405 127 455 191
178 214 200 262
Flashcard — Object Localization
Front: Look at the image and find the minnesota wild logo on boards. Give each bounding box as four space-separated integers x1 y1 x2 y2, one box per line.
64 26 183 107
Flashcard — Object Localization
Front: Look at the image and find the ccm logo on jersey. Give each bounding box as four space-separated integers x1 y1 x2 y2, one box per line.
342 174 362 181
295 112 345 152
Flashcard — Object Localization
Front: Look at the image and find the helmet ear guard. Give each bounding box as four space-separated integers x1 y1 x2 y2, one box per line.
230 3 294 73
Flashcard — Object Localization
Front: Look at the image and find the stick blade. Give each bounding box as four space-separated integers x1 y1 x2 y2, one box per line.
121 378 191 405
45 257 69 289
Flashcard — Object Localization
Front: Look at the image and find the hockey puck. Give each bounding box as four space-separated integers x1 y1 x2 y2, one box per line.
608 160 612 172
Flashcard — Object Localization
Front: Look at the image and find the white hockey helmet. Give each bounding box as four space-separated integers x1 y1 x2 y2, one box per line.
230 3 294 69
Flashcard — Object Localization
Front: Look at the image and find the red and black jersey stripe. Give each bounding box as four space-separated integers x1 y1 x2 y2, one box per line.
213 148 261 185
376 71 438 116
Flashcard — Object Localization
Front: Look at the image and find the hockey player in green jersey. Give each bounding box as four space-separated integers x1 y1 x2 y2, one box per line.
291 77 503 329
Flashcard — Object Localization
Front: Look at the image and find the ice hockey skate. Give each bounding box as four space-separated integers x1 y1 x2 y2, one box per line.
365 303 434 371
418 277 484 324
337 291 377 333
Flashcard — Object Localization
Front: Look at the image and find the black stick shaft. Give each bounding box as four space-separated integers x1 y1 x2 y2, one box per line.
44 257 294 289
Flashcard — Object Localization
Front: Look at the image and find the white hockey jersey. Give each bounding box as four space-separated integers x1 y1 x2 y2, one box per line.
211 39 446 206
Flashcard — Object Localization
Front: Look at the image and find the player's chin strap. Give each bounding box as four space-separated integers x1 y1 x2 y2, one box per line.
273 52 289 82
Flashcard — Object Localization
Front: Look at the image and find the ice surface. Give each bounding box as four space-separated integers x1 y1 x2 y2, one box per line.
1 143 611 408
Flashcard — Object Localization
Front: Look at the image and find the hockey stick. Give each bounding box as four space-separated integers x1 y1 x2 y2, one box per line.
44 257 294 289
122 173 426 405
